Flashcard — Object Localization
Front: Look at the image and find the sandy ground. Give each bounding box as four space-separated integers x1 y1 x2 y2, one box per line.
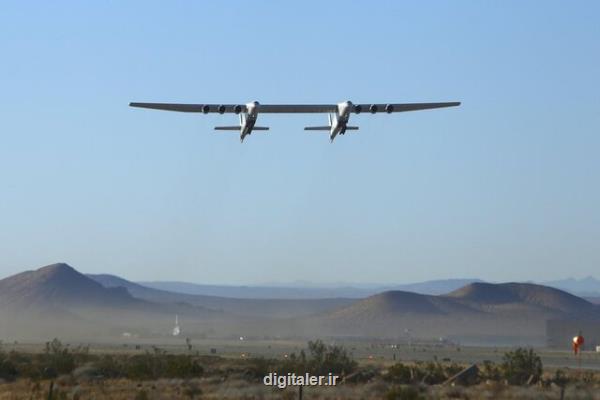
4 338 600 370
1 378 600 400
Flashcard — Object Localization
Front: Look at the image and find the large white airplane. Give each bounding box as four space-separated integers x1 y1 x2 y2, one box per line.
129 100 460 142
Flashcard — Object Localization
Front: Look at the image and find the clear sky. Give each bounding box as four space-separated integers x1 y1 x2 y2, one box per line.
1 1 599 285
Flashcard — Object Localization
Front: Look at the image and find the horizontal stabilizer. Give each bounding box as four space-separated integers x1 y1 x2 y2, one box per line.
304 126 331 131
345 126 359 130
253 126 269 131
214 126 240 131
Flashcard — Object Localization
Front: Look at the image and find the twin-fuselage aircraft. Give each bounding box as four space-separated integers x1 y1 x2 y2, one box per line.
129 100 460 142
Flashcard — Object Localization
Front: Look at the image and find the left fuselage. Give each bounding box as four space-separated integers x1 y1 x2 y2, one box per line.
329 101 352 141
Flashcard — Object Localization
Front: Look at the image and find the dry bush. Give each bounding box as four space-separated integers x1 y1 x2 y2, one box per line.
385 361 463 385
501 348 542 385
279 340 357 376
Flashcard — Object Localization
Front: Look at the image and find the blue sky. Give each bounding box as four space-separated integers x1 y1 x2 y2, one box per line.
1 1 599 284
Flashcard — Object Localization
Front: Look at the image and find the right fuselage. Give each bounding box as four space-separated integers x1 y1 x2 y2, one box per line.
240 101 260 142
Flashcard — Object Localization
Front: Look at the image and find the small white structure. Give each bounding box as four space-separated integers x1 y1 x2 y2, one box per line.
172 315 181 336
596 345 600 353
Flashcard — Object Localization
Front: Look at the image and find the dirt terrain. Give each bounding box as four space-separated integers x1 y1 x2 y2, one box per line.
2 339 600 399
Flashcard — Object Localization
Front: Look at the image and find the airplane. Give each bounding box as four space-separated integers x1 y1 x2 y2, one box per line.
129 100 460 142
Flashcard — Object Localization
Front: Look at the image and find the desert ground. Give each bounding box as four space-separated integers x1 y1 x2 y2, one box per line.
2 338 600 399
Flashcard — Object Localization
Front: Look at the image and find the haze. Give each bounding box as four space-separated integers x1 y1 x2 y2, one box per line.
1 1 599 284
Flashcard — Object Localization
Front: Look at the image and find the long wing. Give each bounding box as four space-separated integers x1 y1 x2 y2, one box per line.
129 103 339 113
129 103 243 113
353 102 460 113
129 102 460 113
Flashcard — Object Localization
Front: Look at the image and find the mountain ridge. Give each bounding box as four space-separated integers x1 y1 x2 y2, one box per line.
3 263 599 344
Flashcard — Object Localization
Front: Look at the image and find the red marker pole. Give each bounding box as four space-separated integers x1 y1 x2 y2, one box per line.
573 334 584 373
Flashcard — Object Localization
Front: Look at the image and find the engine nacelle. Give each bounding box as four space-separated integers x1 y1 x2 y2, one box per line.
369 104 378 114
202 105 210 114
218 105 226 114
385 104 394 113
354 104 362 114
233 105 242 114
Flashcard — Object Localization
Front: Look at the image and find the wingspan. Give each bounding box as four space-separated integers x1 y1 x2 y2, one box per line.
129 101 461 114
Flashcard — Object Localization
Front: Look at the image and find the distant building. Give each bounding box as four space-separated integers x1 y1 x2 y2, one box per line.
546 320 600 349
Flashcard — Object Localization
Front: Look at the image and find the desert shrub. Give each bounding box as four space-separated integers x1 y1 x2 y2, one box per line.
480 360 501 381
4 339 82 379
126 353 161 379
386 363 414 383
183 381 203 399
386 361 463 385
346 365 379 383
307 340 356 375
124 351 204 380
445 362 464 378
94 354 126 378
243 357 276 380
580 370 597 384
163 355 204 378
501 348 542 385
386 385 425 400
280 349 308 374
279 340 357 376
419 361 449 384
7 351 42 379
48 389 68 400
134 390 149 400
0 349 18 381
553 369 569 386
41 339 77 377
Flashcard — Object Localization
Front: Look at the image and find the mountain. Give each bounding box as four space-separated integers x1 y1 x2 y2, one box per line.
136 278 483 299
0 263 138 311
0 264 219 340
309 282 600 345
4 264 599 345
137 280 372 299
543 276 600 297
88 274 356 318
386 279 484 296
446 282 596 315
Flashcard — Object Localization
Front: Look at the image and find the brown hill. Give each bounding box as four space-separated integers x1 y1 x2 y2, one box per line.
325 290 478 318
0 263 136 311
0 263 221 340
309 283 600 344
446 282 595 314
